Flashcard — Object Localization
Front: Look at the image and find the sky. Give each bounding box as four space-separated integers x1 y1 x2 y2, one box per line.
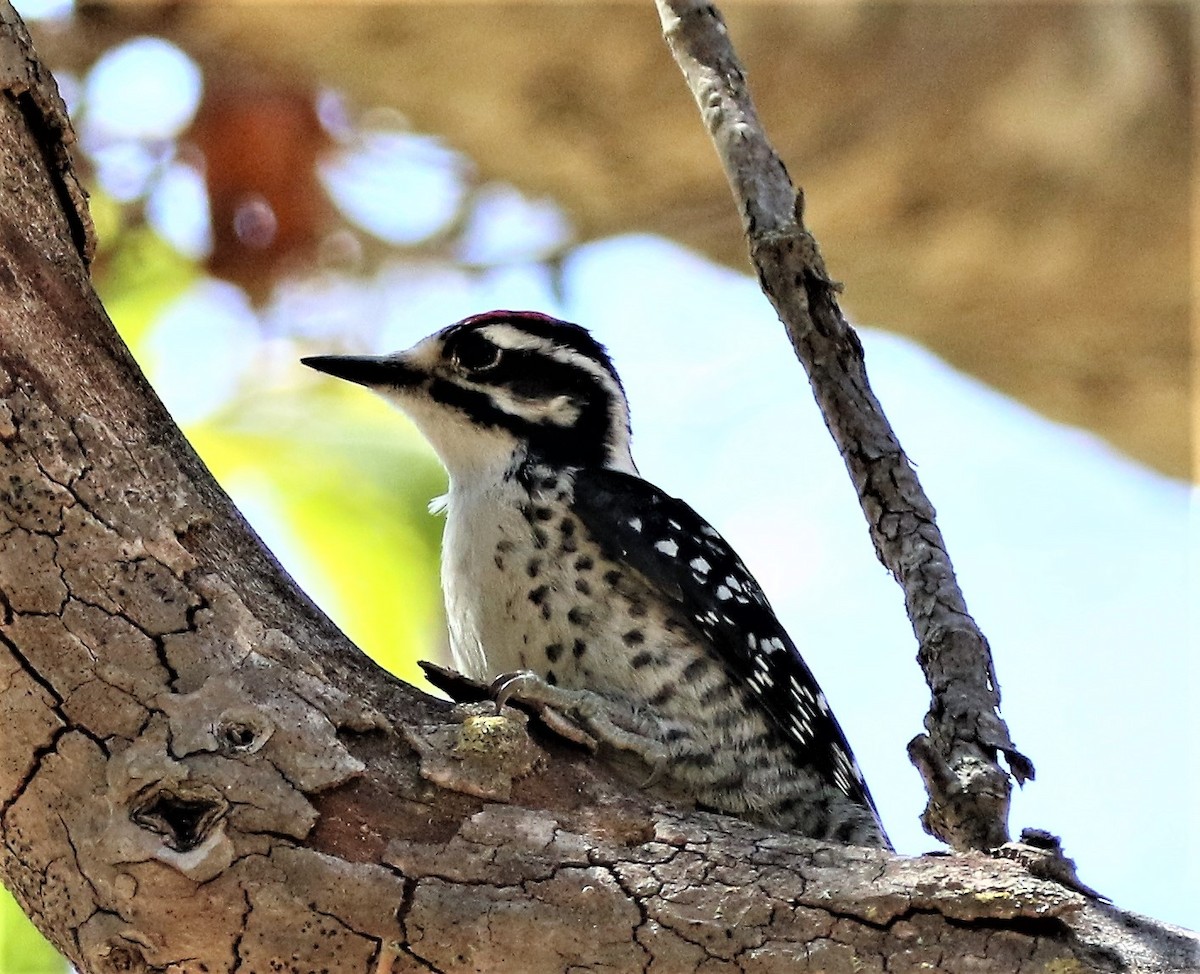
17 7 1200 935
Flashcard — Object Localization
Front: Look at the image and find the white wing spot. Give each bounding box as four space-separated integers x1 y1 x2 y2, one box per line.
701 525 720 538
668 519 682 531
816 692 830 713
655 538 679 556
715 585 732 601
690 557 711 574
746 634 758 651
629 517 643 532
753 657 774 687
725 576 743 592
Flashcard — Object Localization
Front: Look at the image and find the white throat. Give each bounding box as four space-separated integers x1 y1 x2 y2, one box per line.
381 388 522 487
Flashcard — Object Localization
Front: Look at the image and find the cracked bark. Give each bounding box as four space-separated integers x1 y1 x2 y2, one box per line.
0 4 1195 974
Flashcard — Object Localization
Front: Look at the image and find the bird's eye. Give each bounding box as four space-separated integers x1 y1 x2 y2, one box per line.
452 333 502 375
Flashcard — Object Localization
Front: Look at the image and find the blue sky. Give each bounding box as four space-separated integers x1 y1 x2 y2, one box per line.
23 13 1200 933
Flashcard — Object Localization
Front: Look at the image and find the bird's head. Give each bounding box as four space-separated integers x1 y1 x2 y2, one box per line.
303 311 636 484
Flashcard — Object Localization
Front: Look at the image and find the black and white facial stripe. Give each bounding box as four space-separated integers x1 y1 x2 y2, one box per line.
407 312 633 472
302 312 634 472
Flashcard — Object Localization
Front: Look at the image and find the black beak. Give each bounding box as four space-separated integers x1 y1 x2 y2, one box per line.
301 354 420 388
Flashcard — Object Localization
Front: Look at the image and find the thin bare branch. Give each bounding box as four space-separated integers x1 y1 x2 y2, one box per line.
655 0 1034 851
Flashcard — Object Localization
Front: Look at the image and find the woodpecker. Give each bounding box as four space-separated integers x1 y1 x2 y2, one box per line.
303 310 889 847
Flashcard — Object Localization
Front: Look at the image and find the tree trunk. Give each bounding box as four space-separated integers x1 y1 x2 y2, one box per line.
0 6 1195 973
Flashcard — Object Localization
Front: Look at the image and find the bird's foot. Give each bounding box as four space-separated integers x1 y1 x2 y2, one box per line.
489 669 670 771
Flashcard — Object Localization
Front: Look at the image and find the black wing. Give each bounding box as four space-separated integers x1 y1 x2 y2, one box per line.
571 467 880 813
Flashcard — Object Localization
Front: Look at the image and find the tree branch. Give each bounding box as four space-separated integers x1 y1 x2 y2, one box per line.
655 0 1034 852
0 4 1195 972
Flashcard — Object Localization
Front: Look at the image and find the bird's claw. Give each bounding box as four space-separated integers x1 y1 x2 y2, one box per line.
490 669 557 714
487 669 669 768
488 670 599 750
